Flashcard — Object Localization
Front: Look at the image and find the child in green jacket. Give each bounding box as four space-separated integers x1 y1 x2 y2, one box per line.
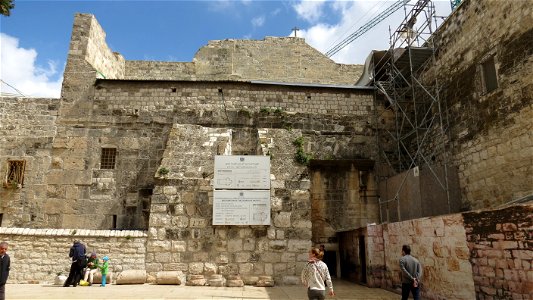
99 256 109 287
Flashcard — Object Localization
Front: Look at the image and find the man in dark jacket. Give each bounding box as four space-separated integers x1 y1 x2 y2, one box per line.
0 241 10 300
63 240 86 287
400 244 422 300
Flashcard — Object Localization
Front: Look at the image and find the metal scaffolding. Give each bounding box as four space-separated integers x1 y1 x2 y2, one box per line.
372 0 452 222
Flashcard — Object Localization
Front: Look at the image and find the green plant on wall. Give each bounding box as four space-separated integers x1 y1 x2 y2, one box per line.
158 167 169 176
293 137 312 165
260 107 271 114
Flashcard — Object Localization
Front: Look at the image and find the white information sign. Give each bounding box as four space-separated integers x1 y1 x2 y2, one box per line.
214 156 270 189
213 190 271 225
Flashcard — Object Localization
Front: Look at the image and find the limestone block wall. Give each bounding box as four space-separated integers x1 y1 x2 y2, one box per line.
146 125 312 284
365 225 385 287
125 61 196 81
463 205 533 299
93 80 374 120
0 227 146 283
362 204 533 299
43 120 171 229
423 0 533 209
61 13 124 117
3 79 376 230
125 37 362 85
68 13 124 80
310 163 379 236
381 214 475 300
0 97 59 227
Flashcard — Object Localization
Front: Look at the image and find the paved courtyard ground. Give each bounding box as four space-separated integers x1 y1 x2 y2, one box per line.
6 279 399 299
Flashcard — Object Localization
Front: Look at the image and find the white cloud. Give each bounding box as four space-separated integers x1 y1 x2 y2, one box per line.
271 8 281 16
251 15 265 28
0 33 62 98
293 0 327 23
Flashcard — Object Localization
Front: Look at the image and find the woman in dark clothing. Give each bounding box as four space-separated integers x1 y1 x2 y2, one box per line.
0 241 10 300
63 240 86 287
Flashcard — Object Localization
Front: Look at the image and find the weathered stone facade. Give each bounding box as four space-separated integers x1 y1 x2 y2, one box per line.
339 204 532 300
1 0 532 290
423 0 533 209
463 205 533 299
125 37 361 85
0 13 378 284
0 98 60 226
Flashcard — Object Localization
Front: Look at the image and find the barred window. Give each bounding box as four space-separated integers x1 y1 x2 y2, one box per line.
100 148 117 169
4 160 26 187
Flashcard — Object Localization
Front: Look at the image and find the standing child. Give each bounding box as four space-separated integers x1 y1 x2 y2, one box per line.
99 256 109 287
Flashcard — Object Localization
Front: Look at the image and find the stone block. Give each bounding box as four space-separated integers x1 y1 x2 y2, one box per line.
186 274 206 286
115 270 146 285
156 271 182 285
189 262 203 274
226 279 244 287
207 274 225 287
255 275 275 287
204 263 217 275
92 272 114 284
242 275 259 285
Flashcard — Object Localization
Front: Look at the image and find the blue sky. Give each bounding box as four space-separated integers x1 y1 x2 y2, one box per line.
0 0 452 97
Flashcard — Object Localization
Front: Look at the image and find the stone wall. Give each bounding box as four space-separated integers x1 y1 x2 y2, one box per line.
358 204 533 300
310 161 379 235
0 12 376 230
125 61 196 81
0 227 146 283
93 80 373 118
424 0 533 209
381 214 475 300
125 37 362 85
355 214 476 299
2 80 376 230
0 97 59 227
463 205 533 299
145 125 313 284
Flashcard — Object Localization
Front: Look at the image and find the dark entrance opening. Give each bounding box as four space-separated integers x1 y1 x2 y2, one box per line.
359 235 367 284
324 250 337 278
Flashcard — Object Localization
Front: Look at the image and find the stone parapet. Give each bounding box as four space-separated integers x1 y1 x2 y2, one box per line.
0 227 147 283
0 227 147 237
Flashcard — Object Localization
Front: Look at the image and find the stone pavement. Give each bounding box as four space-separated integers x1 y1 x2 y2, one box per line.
6 279 399 299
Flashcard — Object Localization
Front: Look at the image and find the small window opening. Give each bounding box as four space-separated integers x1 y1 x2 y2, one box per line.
481 56 498 93
112 215 118 229
171 87 177 93
0 213 3 226
100 148 117 169
4 160 26 188
139 188 153 197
